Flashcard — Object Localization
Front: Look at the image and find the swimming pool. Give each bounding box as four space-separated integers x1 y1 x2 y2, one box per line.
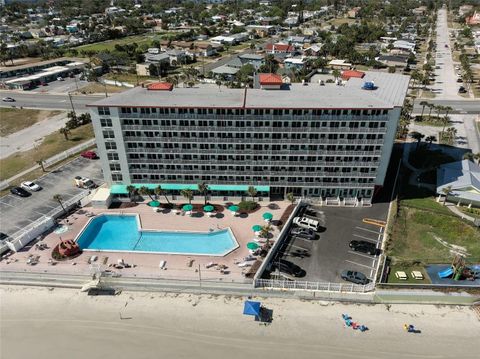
76 214 239 256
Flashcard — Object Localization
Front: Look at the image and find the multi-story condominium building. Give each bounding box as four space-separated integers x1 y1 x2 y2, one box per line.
88 72 409 200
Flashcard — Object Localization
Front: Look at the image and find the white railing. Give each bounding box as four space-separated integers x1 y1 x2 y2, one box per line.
255 278 375 293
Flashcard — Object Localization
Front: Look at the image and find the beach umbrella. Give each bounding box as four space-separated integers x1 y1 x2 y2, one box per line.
262 212 273 221
247 242 259 250
252 225 262 232
243 300 261 317
203 205 214 212
182 204 193 211
148 200 161 207
228 205 239 212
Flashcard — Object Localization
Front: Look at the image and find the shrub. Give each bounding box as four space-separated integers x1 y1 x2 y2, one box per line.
238 200 258 212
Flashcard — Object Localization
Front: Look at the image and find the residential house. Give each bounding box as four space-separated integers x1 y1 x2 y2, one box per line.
284 57 306 70
437 160 480 207
466 11 480 26
287 35 310 47
328 59 352 70
347 7 361 19
303 43 323 56
238 54 264 70
245 25 275 38
166 49 187 66
459 5 474 16
265 43 295 54
377 54 409 68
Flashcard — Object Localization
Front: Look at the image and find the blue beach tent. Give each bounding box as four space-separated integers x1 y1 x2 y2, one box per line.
243 301 261 317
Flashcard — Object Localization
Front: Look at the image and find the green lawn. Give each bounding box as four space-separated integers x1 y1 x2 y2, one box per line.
0 124 94 180
103 73 157 84
0 108 63 136
386 265 431 284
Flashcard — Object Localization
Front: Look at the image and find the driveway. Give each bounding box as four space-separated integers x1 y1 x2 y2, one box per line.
0 156 103 236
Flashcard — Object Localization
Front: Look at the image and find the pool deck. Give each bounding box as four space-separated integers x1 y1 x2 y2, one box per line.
0 200 291 283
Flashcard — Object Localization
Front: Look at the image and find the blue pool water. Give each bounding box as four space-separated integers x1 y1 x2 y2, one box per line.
76 214 238 256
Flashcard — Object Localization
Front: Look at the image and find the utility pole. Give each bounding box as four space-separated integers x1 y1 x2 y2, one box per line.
103 81 108 98
68 92 76 118
198 264 202 287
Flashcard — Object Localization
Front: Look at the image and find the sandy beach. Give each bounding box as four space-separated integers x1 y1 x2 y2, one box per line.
1 286 479 359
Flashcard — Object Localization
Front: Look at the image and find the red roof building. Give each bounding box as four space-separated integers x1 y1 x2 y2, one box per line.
258 73 283 89
265 43 295 54
341 70 366 80
147 82 174 91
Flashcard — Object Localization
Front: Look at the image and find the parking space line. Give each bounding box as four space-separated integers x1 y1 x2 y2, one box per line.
0 201 15 207
355 226 382 235
345 260 376 270
288 243 310 251
352 233 379 243
292 237 313 243
348 250 376 259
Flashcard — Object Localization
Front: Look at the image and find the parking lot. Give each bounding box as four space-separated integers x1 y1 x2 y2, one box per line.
0 156 103 237
270 203 389 283
29 77 89 94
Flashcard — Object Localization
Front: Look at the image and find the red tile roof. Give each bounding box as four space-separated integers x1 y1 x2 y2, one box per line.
265 43 294 53
147 82 173 91
259 73 282 85
341 70 365 80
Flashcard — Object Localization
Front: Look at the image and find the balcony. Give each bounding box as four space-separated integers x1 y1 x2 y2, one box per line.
124 148 384 156
126 159 381 167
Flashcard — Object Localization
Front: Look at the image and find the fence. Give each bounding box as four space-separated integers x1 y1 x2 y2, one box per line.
255 278 375 293
0 139 96 191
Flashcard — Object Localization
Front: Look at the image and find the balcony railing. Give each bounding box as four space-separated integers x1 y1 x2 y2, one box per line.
126 159 381 167
124 148 384 156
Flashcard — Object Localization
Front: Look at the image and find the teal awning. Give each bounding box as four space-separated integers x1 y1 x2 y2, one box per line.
111 184 270 195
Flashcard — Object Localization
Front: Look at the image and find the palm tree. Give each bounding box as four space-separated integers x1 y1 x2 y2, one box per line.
36 159 46 172
286 192 295 204
425 135 436 148
435 105 444 121
139 186 154 201
155 185 171 205
463 152 474 161
409 131 425 150
427 103 435 119
441 115 450 134
247 185 257 202
419 101 429 118
441 186 452 206
53 194 66 213
59 127 71 140
215 79 222 91
474 152 480 165
180 189 193 204
126 185 137 203
332 69 341 82
198 182 209 205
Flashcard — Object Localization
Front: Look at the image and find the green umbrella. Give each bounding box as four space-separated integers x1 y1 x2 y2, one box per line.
262 212 273 220
247 242 259 250
203 205 214 212
228 205 239 212
252 225 262 232
182 204 193 211
148 200 161 207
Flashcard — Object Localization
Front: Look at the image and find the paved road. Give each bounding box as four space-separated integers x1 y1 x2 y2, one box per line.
413 99 480 114
0 91 103 111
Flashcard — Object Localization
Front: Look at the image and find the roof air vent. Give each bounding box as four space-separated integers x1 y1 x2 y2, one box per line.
362 81 377 90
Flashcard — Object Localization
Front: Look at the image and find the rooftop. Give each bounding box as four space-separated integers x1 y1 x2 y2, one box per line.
259 73 282 85
90 71 410 109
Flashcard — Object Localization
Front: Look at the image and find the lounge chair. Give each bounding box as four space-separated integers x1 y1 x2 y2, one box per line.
237 261 254 268
159 260 167 270
205 262 217 269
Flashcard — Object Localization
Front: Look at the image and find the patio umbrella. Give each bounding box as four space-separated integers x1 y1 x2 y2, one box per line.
203 205 214 212
148 200 161 207
228 205 239 212
182 204 193 211
247 242 259 250
252 225 262 232
262 212 273 221
243 300 261 317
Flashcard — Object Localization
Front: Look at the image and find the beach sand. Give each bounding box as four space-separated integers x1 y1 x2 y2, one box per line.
1 286 479 359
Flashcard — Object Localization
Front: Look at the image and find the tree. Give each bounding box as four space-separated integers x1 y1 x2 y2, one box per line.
427 103 435 119
53 194 66 213
419 101 429 118
126 185 137 203
425 135 436 148
474 153 480 165
139 186 155 201
247 186 257 202
332 69 341 81
198 182 209 205
36 159 46 172
215 79 222 91
155 185 171 205
463 152 474 161
180 189 193 204
236 64 255 84
441 186 452 206
59 127 70 140
286 192 295 204
409 131 425 150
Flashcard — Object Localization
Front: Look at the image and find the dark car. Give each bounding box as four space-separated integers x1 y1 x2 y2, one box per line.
10 187 31 197
272 259 305 277
349 240 377 255
341 270 369 285
81 151 99 159
290 227 316 240
458 86 467 93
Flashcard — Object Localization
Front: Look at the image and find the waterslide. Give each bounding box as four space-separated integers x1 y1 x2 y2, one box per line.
438 267 454 278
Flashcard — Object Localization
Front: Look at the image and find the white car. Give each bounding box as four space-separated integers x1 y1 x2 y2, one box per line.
293 216 321 231
21 181 41 192
2 97 15 102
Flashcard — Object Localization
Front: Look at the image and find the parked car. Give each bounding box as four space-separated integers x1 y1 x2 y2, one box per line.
341 270 369 285
10 187 31 197
444 44 448 48
290 227 316 240
458 86 467 93
272 259 305 277
293 216 320 231
349 240 377 255
57 77 64 81
2 97 15 102
81 151 98 159
457 78 463 83
74 176 96 189
21 181 41 192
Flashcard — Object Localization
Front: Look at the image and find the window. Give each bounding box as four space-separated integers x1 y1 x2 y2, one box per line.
100 118 112 127
107 153 119 161
110 163 121 171
98 107 110 116
111 174 123 181
103 130 114 139
105 142 117 150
